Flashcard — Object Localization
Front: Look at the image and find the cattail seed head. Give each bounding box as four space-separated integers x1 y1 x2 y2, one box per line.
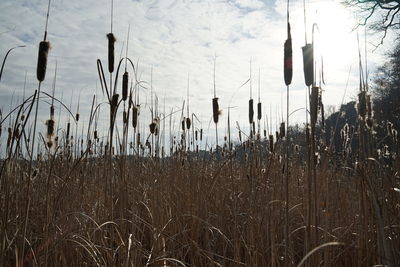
122 71 128 101
181 118 186 131
310 86 319 126
66 122 71 138
200 129 203 141
186 117 191 130
46 119 55 136
111 94 119 118
76 113 80 122
212 97 219 124
302 43 314 87
268 134 274 151
132 105 138 129
284 23 293 86
107 33 116 73
50 106 55 117
358 91 367 118
123 110 127 124
195 130 198 141
94 130 98 139
257 102 262 121
280 122 285 138
37 41 51 82
249 99 254 124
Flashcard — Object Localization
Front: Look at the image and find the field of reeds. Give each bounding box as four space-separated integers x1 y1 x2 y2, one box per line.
1 1 400 266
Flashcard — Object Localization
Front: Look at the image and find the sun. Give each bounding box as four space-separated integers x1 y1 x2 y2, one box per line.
309 1 359 76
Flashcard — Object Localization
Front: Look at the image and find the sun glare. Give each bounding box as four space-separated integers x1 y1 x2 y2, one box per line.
311 1 359 75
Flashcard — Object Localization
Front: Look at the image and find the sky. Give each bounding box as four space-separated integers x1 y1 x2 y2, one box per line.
0 0 395 154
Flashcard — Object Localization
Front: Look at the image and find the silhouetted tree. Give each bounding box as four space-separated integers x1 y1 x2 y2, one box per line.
371 36 400 145
344 0 400 44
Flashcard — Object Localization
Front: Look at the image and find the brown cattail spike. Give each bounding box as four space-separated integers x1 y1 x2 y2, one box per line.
123 110 127 124
310 86 319 126
269 134 274 151
212 97 219 124
284 22 292 86
358 91 367 118
122 71 128 101
280 122 285 138
132 105 138 128
37 41 50 82
181 118 185 131
257 102 262 121
50 106 55 117
302 43 314 87
186 117 191 130
107 33 116 73
111 94 119 118
249 99 254 124
46 119 55 136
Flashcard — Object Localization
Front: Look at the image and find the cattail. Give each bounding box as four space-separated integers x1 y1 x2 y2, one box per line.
263 129 266 137
249 99 254 124
257 102 262 121
132 105 138 128
46 119 55 136
280 122 285 138
302 43 314 87
269 134 274 151
310 86 319 126
36 41 51 82
284 22 292 86
122 71 128 101
76 113 80 122
47 140 53 148
123 110 127 124
200 129 203 141
150 118 159 135
181 118 185 131
195 130 198 141
186 117 191 130
111 94 119 118
212 97 219 124
66 122 71 139
239 130 242 142
94 130 98 139
107 33 116 73
50 105 55 117
358 91 366 118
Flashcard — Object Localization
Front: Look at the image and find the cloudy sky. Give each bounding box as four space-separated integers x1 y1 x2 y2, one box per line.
0 0 394 152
